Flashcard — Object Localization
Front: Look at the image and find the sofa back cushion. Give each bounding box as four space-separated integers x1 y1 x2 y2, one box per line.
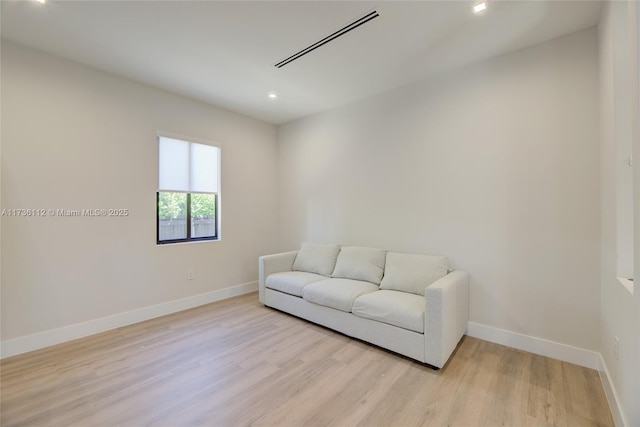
292 242 341 276
332 246 387 285
380 252 449 296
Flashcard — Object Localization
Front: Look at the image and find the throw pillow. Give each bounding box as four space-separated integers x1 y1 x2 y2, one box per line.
332 246 387 285
379 252 448 296
292 242 341 276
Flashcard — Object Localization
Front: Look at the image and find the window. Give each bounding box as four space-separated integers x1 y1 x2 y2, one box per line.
614 0 638 292
157 136 220 244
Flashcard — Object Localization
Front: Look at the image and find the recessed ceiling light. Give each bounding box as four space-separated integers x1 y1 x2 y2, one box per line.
268 92 278 99
34 0 47 4
473 2 487 14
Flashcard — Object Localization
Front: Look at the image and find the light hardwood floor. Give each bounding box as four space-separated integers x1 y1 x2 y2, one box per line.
1 292 613 427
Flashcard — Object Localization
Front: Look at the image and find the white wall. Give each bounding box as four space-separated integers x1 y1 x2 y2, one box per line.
1 42 279 347
278 29 601 352
599 1 640 425
635 1 640 421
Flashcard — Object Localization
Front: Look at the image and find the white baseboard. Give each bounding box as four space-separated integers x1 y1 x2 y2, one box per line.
598 354 628 427
466 321 600 369
0 281 258 359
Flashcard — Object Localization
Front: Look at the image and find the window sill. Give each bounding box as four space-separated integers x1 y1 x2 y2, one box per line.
157 238 221 246
617 277 634 295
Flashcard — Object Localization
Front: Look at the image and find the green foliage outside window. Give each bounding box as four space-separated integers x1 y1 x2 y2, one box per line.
158 192 215 220
191 193 215 218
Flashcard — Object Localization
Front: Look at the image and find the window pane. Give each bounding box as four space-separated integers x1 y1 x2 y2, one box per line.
191 193 216 238
190 143 219 193
158 192 187 241
158 137 189 191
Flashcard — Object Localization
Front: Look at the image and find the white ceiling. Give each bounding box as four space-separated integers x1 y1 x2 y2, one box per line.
1 0 602 125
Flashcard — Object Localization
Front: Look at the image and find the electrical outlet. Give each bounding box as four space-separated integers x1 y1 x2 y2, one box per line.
187 268 194 280
613 336 619 360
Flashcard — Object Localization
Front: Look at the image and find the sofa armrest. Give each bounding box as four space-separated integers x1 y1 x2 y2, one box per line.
258 251 298 304
424 270 469 368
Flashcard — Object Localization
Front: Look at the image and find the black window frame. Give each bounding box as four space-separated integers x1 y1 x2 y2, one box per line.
156 192 218 244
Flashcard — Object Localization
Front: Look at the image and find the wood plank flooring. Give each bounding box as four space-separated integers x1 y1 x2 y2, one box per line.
0 292 614 426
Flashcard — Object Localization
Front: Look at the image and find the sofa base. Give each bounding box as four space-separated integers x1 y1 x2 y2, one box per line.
264 288 432 366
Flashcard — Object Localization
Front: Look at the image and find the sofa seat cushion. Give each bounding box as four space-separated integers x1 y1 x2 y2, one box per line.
265 271 327 297
302 278 379 312
352 290 424 333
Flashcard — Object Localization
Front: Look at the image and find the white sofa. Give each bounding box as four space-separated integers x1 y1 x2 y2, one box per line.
258 243 469 368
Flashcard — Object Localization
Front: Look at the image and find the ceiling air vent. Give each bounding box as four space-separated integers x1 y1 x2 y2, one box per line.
274 10 380 68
